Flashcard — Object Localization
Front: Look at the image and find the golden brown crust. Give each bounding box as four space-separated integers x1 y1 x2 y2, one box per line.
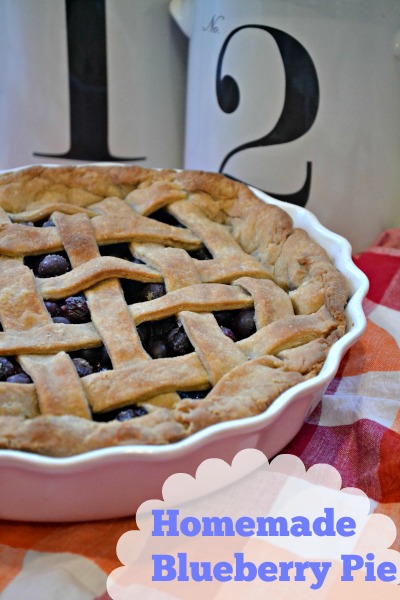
0 165 350 456
175 358 304 436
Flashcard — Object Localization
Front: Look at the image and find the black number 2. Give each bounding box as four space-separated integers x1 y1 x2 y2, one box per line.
35 0 145 162
216 25 319 207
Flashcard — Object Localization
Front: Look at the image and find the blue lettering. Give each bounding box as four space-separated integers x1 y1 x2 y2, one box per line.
377 561 397 582
258 561 278 582
152 554 176 581
213 561 233 582
313 508 336 536
336 516 356 537
341 554 364 581
152 509 180 536
236 516 255 536
233 552 257 581
180 516 201 537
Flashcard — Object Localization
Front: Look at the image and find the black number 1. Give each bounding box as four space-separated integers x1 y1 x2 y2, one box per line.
216 25 319 207
35 0 146 162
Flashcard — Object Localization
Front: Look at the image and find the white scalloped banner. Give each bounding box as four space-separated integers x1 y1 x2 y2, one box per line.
107 451 400 599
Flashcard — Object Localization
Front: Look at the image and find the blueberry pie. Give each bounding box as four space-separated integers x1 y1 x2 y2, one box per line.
0 165 349 456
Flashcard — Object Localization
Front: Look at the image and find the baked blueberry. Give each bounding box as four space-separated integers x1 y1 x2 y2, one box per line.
42 218 55 227
93 403 148 422
0 357 17 380
231 308 256 339
7 372 32 384
213 310 234 327
220 325 236 342
140 283 166 302
61 296 90 323
75 347 103 369
70 345 110 371
166 324 193 356
115 405 148 421
52 316 71 324
44 300 62 318
72 357 93 377
38 254 71 278
147 339 169 359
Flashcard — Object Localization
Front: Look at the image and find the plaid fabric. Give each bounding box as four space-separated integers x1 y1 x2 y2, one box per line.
0 229 399 599
285 227 400 550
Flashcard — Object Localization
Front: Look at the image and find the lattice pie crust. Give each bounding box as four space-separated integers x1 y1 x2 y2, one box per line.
0 166 349 456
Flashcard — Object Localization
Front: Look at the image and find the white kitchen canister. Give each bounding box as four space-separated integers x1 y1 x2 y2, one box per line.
170 0 400 252
0 0 187 170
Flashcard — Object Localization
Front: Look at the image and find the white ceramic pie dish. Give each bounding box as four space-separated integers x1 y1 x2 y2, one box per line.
0 169 369 522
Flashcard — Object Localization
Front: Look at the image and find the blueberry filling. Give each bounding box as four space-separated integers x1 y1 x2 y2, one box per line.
33 217 55 227
52 316 71 325
188 245 213 260
220 325 236 342
72 357 93 377
99 243 132 261
137 317 176 348
99 243 146 266
213 310 234 326
213 308 256 340
121 281 166 305
150 208 185 227
24 252 71 277
138 309 255 361
42 218 56 227
78 347 105 367
60 296 91 323
0 357 17 380
115 405 148 421
44 296 91 324
7 373 33 384
231 308 256 339
93 403 148 422
147 339 169 359
149 209 212 259
136 322 150 346
16 216 257 402
140 283 166 302
0 356 32 383
44 300 63 318
166 323 193 355
139 317 194 358
120 279 147 304
69 344 111 373
178 390 210 399
152 316 177 338
38 254 71 278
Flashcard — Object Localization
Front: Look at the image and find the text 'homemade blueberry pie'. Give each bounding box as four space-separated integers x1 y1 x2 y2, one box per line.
0 166 349 456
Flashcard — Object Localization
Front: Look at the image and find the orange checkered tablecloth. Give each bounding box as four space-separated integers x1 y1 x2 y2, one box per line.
0 229 399 599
